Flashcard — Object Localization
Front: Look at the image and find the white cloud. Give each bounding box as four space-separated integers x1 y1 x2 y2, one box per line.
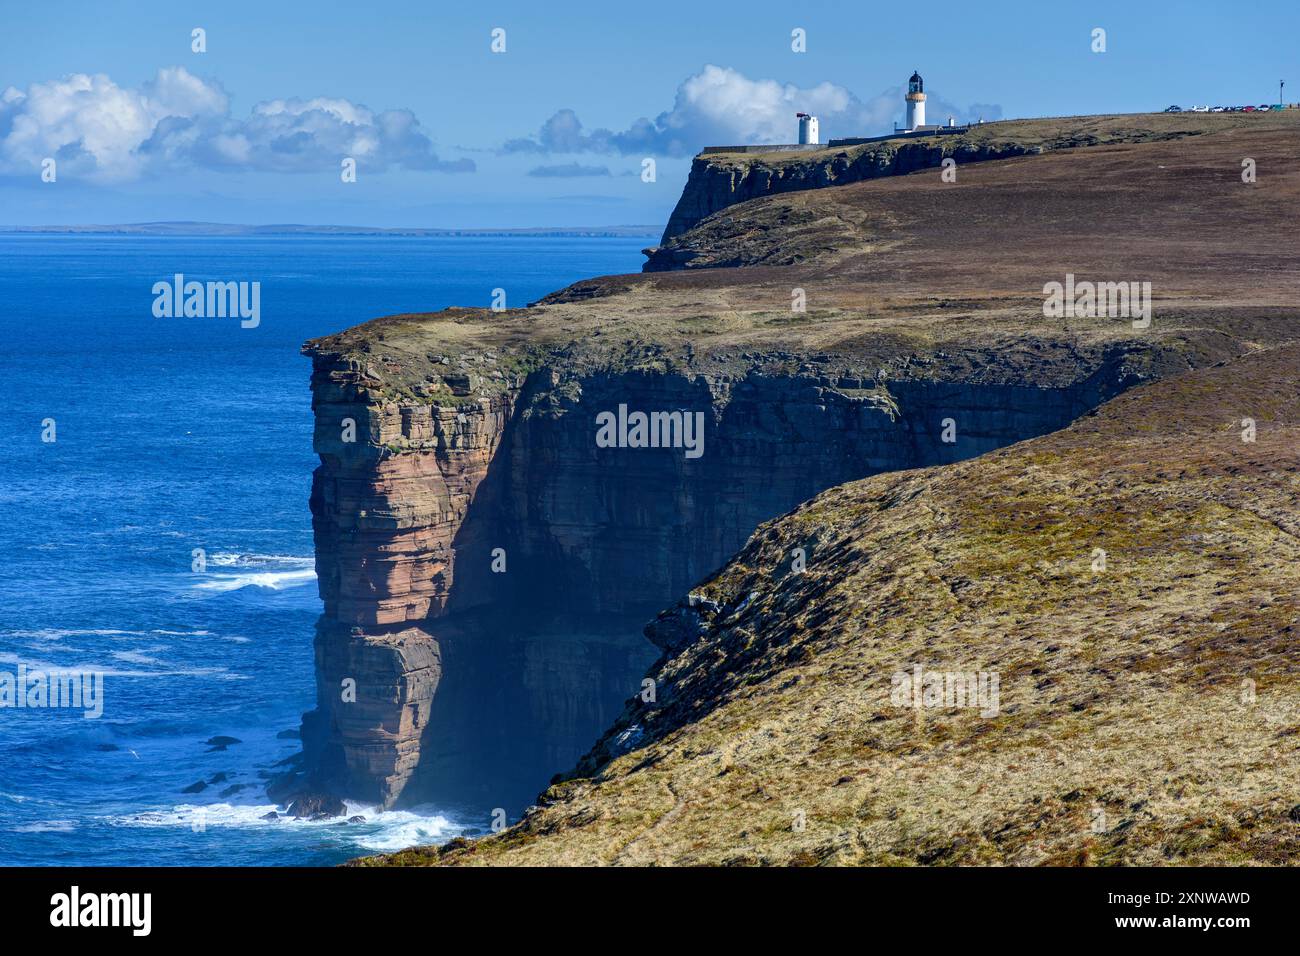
0 67 471 181
505 64 1002 157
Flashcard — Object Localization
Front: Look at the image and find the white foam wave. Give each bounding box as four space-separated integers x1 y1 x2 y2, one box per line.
195 568 317 592
12 820 76 833
196 554 316 592
0 628 211 641
110 650 166 666
207 553 314 568
0 652 232 678
349 811 464 853
2 628 132 640
105 801 465 852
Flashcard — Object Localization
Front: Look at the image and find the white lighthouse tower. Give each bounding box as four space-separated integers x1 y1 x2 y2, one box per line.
797 112 819 145
905 70 926 130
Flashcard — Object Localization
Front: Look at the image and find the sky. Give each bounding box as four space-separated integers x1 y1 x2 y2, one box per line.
1 0 1295 228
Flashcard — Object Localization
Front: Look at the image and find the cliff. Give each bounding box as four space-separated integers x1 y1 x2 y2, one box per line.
299 330 1206 810
378 339 1300 865
651 111 1296 251
291 116 1300 839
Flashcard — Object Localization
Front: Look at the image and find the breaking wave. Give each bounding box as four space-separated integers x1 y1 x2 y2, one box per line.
106 801 466 853
195 554 316 592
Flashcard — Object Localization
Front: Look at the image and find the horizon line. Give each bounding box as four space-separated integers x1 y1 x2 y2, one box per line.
0 221 662 237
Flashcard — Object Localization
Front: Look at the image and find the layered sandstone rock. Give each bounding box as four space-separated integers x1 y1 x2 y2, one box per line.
300 352 522 805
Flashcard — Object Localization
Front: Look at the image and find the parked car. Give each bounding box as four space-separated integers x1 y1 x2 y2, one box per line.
1163 105 1182 112
1190 105 1210 113
1244 106 1256 112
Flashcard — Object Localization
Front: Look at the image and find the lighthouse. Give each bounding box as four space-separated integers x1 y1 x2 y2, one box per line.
905 71 926 130
797 112 819 145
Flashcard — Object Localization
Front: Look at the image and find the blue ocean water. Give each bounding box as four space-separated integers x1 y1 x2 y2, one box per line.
0 233 647 866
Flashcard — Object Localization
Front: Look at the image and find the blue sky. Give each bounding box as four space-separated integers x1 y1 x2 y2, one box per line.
1 0 1294 227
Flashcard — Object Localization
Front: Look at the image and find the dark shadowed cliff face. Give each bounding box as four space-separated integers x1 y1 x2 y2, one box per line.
295 115 1300 816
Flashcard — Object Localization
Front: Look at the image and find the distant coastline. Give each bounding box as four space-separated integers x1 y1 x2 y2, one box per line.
1 222 660 238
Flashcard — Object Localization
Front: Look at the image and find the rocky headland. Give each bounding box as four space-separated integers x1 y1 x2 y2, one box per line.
281 112 1300 862
650 110 1293 250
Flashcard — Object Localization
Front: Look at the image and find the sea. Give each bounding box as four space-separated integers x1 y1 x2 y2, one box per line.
0 232 649 865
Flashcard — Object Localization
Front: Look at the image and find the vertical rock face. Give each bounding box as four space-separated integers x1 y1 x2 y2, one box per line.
300 345 1150 811
305 622 442 804
301 351 521 806
487 369 1114 616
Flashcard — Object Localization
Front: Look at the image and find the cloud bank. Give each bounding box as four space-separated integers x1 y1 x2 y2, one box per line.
505 65 1001 157
0 67 472 180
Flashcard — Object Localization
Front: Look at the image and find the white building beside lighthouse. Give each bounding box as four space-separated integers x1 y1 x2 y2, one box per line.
905 70 926 130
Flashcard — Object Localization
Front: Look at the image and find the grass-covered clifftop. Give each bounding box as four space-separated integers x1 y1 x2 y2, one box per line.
654 111 1300 246
305 115 1300 410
